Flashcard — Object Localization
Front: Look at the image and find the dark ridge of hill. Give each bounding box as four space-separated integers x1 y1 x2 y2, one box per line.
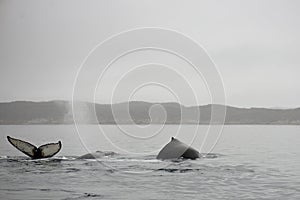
0 101 299 125
0 101 69 124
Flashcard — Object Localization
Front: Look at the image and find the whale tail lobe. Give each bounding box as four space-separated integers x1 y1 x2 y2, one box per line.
7 136 62 159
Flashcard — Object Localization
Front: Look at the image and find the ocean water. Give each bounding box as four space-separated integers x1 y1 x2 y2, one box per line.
0 125 299 200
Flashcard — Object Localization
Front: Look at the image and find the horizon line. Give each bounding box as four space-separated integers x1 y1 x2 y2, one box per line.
0 99 299 110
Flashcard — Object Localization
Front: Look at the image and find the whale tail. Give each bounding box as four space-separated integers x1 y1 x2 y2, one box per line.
7 136 62 159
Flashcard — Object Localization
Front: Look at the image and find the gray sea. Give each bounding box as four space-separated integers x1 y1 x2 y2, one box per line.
0 125 299 200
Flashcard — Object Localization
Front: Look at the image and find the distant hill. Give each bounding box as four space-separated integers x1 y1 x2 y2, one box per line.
0 101 299 125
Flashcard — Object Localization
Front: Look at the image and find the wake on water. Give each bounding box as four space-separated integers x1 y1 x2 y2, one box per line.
0 152 225 175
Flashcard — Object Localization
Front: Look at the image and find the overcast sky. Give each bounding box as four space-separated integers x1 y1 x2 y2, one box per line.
0 0 299 107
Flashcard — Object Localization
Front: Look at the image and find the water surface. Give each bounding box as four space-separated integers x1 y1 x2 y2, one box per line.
0 125 299 199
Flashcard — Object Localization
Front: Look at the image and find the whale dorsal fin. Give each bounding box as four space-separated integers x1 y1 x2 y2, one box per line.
7 136 37 158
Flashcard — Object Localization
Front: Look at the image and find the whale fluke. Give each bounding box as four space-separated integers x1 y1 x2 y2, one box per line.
157 137 200 160
7 136 62 159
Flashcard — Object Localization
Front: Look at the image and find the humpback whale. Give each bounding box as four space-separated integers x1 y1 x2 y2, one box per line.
7 136 62 159
77 151 117 159
157 137 200 160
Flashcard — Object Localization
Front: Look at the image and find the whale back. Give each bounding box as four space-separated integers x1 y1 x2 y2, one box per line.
156 137 200 160
77 151 117 159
